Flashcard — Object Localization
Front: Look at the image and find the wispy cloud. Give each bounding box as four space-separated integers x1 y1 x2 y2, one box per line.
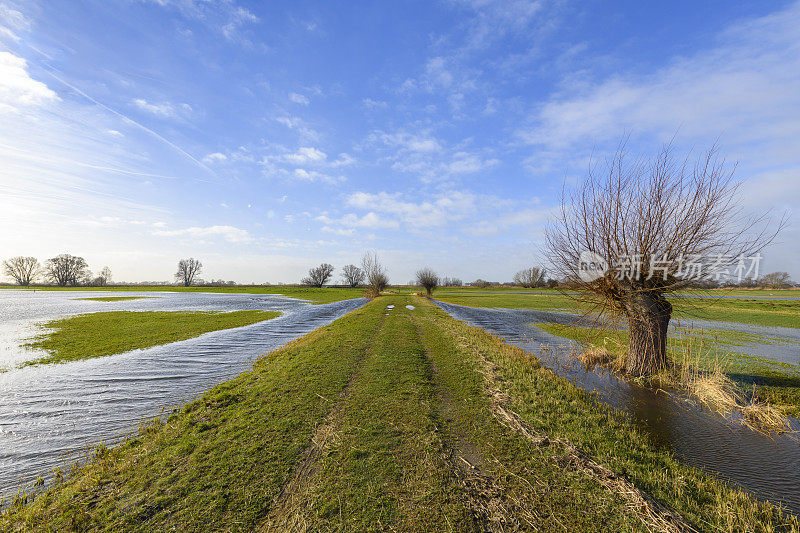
141 0 260 45
519 3 800 152
153 225 253 243
0 3 29 41
289 92 310 105
132 98 192 119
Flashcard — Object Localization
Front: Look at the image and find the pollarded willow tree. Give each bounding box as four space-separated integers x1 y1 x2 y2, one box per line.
416 267 439 297
545 142 781 377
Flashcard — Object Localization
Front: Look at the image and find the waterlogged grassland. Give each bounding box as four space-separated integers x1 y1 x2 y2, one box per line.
24 310 280 365
434 287 800 328
76 296 155 302
8 285 366 304
538 322 800 416
3 296 795 531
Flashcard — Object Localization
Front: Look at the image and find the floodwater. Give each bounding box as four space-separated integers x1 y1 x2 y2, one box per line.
434 300 800 514
0 290 366 501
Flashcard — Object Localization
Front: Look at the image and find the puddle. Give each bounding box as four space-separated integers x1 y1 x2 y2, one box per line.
0 290 366 500
406 305 415 310
434 300 800 514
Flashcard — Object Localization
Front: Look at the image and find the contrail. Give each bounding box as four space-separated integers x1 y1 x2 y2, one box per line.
39 66 216 176
4 44 218 177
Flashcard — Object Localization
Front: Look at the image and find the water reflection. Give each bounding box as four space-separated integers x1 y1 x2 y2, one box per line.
434 300 800 514
0 290 366 500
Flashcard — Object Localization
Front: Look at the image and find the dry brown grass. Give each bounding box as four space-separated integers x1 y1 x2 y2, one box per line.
741 402 793 434
579 345 614 369
673 331 793 435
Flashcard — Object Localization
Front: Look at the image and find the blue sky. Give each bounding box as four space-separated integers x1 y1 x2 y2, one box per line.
1 0 798 283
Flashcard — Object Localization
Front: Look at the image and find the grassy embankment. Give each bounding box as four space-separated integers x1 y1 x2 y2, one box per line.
6 285 365 304
434 287 800 329
3 296 795 531
537 322 800 418
23 310 280 366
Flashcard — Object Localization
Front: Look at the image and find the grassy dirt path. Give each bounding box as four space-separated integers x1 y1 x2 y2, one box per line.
2 295 796 531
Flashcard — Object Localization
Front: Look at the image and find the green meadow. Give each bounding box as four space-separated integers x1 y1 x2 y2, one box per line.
3 296 795 531
23 310 280 366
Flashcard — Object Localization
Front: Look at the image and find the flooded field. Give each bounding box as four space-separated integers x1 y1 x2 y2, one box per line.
0 290 366 500
435 300 800 514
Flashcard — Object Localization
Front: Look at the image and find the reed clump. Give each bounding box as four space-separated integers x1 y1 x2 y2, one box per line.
672 329 792 435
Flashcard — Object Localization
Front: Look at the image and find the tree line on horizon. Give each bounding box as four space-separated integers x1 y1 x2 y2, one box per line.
2 254 794 290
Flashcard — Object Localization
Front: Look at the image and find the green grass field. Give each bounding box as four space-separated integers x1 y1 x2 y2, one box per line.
5 285 366 304
538 322 800 417
3 296 794 531
433 287 800 328
23 310 280 366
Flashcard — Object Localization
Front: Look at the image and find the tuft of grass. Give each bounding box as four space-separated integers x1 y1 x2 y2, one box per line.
23 310 280 365
541 322 797 433
579 345 615 369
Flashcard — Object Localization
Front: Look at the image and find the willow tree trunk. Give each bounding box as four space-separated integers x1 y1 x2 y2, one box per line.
622 292 673 376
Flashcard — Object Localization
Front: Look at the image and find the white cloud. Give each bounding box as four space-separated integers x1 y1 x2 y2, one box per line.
221 6 259 42
0 4 29 41
369 129 442 153
282 146 326 164
317 212 399 230
447 152 499 174
132 98 192 119
153 225 253 243
345 191 476 228
202 152 228 163
321 226 355 236
142 0 259 45
275 115 319 142
0 52 59 113
106 129 124 137
520 3 800 151
289 92 310 105
363 98 388 109
292 168 343 184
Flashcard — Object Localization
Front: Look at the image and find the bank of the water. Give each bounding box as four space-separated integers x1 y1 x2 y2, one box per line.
4 285 366 304
433 288 800 329
537 322 800 417
22 310 281 366
3 296 794 531
435 300 800 518
0 291 366 503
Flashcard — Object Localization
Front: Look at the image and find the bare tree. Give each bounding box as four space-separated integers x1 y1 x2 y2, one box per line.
302 263 334 287
361 250 388 296
341 264 365 287
546 142 781 377
175 258 203 287
760 271 792 289
3 256 41 286
514 267 547 288
416 268 439 297
96 266 112 286
45 254 89 286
